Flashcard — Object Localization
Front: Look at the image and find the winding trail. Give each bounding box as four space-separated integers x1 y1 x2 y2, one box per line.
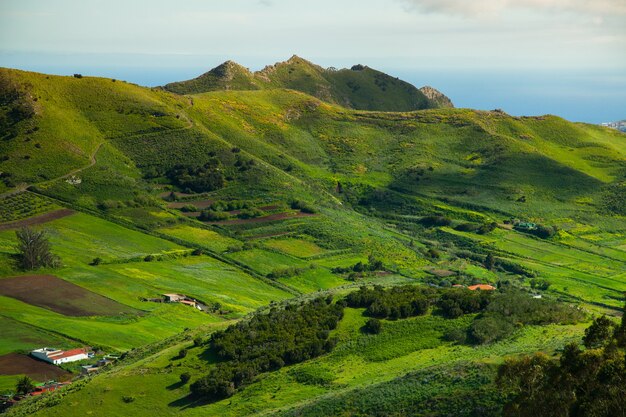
0 142 105 199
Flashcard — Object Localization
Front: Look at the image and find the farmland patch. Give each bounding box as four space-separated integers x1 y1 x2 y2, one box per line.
0 275 137 317
0 353 71 381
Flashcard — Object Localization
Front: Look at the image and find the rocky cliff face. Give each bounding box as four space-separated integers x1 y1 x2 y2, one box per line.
419 86 454 108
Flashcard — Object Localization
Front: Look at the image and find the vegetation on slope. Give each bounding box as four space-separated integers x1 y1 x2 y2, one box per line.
163 55 453 111
0 65 625 417
497 307 626 417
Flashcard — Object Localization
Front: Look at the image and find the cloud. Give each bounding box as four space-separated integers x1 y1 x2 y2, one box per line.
400 0 626 17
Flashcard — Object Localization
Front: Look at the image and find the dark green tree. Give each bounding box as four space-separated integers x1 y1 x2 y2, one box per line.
484 253 496 270
363 318 382 334
583 315 615 349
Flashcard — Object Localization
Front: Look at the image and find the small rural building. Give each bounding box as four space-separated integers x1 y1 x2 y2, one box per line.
467 284 496 291
515 222 537 231
31 348 89 365
163 293 186 303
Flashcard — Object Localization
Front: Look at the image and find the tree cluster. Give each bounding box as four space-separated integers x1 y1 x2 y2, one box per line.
470 291 584 344
332 256 384 275
190 297 344 401
497 308 626 417
346 285 437 319
166 160 224 193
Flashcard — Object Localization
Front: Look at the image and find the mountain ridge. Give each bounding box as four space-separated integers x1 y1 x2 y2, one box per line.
162 55 454 112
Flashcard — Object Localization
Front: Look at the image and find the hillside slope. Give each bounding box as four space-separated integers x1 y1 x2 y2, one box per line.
2 67 626 417
163 55 454 111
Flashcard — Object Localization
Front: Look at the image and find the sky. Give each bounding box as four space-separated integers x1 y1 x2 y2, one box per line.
1 0 625 123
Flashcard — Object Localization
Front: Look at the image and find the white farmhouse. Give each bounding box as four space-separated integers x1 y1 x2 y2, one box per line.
31 347 89 365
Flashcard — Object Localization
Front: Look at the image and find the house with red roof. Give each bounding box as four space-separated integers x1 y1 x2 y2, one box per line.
31 347 88 365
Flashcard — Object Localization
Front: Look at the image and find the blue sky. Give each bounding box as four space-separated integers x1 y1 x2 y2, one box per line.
1 0 625 122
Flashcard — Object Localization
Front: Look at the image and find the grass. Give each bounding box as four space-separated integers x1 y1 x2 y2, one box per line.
157 224 241 253
0 316 75 356
226 248 308 276
0 212 184 267
263 238 326 258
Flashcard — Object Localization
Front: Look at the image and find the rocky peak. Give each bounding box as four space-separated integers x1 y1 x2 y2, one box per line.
419 86 454 108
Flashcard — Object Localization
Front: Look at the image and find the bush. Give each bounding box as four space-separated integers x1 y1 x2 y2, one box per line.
199 210 230 221
15 376 35 395
363 318 382 334
180 372 191 384
290 200 316 214
529 278 551 291
178 348 188 359
122 395 135 403
419 215 452 227
90 257 102 266
144 254 155 262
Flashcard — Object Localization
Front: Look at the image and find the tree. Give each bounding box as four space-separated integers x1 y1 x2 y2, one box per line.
180 372 191 384
484 253 496 271
583 315 615 349
15 227 60 270
15 376 35 395
363 318 382 334
615 301 626 347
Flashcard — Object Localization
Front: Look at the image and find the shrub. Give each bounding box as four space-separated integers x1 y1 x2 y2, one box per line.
90 257 102 266
122 396 135 403
290 200 316 213
180 372 191 384
178 348 188 359
199 210 230 221
15 376 35 395
144 254 155 262
419 215 452 227
529 278 551 291
363 318 382 334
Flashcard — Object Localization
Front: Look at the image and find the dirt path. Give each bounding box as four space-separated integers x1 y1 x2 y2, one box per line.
0 142 105 200
0 209 75 231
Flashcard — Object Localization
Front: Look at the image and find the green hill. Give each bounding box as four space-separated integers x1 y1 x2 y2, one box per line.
163 55 453 111
1 65 626 417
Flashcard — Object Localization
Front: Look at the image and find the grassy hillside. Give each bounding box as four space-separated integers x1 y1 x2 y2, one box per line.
1 66 625 416
162 55 452 111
